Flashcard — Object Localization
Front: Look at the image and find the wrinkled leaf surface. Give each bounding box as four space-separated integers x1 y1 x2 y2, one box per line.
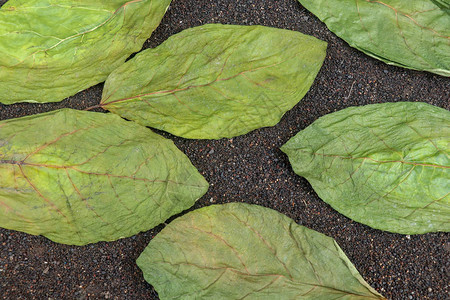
282 102 450 234
0 109 208 245
0 0 171 104
101 24 327 139
297 0 450 76
137 203 385 299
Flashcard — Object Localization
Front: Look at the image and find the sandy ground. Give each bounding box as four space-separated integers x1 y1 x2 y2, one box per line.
0 0 449 299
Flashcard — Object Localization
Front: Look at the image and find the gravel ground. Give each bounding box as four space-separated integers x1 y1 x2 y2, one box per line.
0 0 449 299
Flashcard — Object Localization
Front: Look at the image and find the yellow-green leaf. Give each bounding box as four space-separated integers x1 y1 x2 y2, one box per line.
297 0 450 76
0 0 172 104
101 24 327 139
137 203 385 299
0 109 208 245
282 102 450 234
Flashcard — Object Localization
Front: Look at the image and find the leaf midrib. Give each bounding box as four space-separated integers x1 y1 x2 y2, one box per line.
8 0 145 66
297 150 449 169
100 57 288 107
156 252 382 299
0 159 206 188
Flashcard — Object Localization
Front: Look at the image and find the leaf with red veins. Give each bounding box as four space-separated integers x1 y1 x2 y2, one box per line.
137 203 385 299
297 0 449 76
0 109 208 245
100 24 327 139
282 102 450 234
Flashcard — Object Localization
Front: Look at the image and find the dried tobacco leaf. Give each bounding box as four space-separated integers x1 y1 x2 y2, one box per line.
297 0 450 76
137 203 385 299
282 102 450 234
0 0 171 104
0 109 208 245
101 24 327 139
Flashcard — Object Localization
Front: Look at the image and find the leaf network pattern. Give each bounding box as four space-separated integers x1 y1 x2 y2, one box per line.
100 24 327 139
297 0 450 76
281 102 450 234
0 0 172 104
137 203 385 299
0 109 208 245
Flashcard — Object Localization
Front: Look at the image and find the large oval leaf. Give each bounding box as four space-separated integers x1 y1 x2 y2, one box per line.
137 203 385 299
281 102 450 234
101 24 327 139
0 0 171 104
297 0 450 76
0 109 208 245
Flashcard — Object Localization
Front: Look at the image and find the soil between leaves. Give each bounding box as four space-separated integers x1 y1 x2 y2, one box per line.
0 0 449 299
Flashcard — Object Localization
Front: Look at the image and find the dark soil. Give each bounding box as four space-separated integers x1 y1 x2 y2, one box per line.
1 0 449 299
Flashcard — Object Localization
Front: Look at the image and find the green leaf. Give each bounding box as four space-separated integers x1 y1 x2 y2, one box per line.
137 203 385 299
281 102 450 234
0 109 208 245
0 0 172 104
297 0 450 76
101 24 327 139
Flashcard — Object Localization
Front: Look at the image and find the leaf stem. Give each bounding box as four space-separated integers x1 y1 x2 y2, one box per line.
84 104 104 111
